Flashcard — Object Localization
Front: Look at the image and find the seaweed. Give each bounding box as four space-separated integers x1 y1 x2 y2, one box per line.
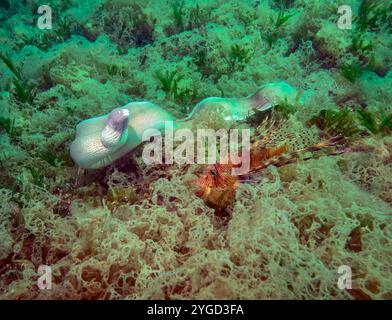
101 3 154 51
29 168 45 188
12 78 35 104
265 33 278 47
192 45 214 79
105 185 138 211
310 107 392 137
171 0 186 33
309 108 360 137
0 51 21 80
155 70 180 93
39 151 63 167
173 85 198 110
0 51 35 103
346 32 377 77
170 2 210 34
19 14 74 51
264 6 294 46
193 45 207 67
275 99 298 117
355 0 390 32
55 16 72 41
357 109 392 135
106 65 118 76
237 5 257 28
351 32 373 55
275 6 294 28
228 44 252 72
340 61 362 83
128 4 155 47
0 116 19 139
356 109 378 134
188 4 211 30
155 70 197 111
19 32 56 52
379 112 392 133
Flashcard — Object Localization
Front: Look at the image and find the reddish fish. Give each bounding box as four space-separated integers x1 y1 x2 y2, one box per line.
192 135 345 211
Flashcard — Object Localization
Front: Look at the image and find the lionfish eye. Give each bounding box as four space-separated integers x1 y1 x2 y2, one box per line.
210 168 217 177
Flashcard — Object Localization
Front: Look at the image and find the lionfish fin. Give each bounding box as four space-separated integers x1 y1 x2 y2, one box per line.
249 144 289 172
251 135 346 171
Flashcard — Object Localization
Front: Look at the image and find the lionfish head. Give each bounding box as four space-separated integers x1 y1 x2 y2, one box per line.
192 163 238 196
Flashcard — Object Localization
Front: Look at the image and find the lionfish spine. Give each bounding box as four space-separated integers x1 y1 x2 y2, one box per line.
253 135 346 170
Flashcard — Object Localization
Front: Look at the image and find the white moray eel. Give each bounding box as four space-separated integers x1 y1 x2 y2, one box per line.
70 101 176 169
70 82 303 169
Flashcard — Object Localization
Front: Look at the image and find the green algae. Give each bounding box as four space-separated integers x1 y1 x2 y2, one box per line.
0 0 391 300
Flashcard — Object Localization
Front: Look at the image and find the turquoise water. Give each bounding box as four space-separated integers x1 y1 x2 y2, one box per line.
0 0 391 300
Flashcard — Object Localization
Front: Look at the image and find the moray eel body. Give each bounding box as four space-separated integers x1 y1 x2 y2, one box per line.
181 81 303 122
70 82 302 169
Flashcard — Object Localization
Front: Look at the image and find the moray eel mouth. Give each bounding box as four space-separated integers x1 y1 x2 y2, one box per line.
249 86 273 113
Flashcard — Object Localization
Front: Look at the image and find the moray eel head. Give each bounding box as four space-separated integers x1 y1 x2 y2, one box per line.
70 107 130 169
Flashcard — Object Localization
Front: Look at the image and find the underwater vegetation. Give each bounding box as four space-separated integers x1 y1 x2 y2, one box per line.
309 107 392 137
0 0 392 300
340 60 363 83
155 69 198 112
228 44 253 71
0 51 35 103
264 5 295 47
355 0 392 32
0 115 19 139
356 109 392 135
